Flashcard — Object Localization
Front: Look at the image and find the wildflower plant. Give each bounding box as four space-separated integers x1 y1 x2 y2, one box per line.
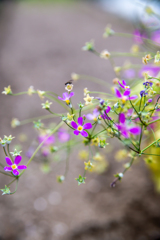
2 7 160 196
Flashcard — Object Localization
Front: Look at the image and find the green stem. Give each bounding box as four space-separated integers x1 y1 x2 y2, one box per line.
141 138 160 153
11 92 28 96
7 144 14 163
0 171 14 177
3 147 8 156
7 178 17 187
10 180 19 195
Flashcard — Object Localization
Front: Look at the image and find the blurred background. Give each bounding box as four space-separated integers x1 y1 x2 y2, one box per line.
0 0 160 240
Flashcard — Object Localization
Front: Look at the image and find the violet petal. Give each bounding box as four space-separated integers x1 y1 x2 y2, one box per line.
123 90 131 96
14 155 22 165
12 169 19 176
81 130 88 137
122 80 126 86
78 117 83 126
5 157 12 166
17 165 27 170
83 123 92 130
58 96 64 101
118 81 125 89
73 130 79 135
119 113 125 124
105 106 111 114
86 114 94 120
63 92 69 99
121 130 129 138
71 121 78 129
115 88 122 98
129 95 138 100
4 166 12 171
69 92 74 98
129 126 141 135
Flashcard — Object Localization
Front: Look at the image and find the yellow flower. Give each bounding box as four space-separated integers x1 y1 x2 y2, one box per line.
93 153 104 161
71 73 79 81
142 54 151 64
37 90 45 100
92 160 108 174
91 137 99 146
2 85 12 95
67 113 74 123
11 118 20 128
79 150 89 161
84 160 94 171
130 44 139 53
28 86 35 96
100 50 110 59
115 149 128 162
84 94 94 105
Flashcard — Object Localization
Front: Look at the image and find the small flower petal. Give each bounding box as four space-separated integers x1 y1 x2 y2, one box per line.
69 92 74 98
78 117 83 126
129 95 138 100
14 155 22 165
5 157 12 166
86 114 94 120
83 123 92 130
105 106 111 114
74 130 80 135
71 121 78 129
121 130 129 138
129 126 141 135
58 96 64 101
122 80 126 86
81 130 88 137
119 113 125 124
123 90 131 96
12 169 19 175
63 92 69 99
118 81 125 89
17 165 27 170
115 88 122 98
4 166 12 171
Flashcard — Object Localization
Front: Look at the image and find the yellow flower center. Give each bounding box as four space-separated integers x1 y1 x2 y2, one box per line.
78 126 83 131
122 96 127 104
12 164 17 170
93 117 97 121
125 86 130 89
87 97 92 102
67 85 72 90
65 99 70 104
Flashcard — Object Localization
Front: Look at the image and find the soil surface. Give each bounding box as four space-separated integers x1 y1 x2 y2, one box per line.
0 2 160 240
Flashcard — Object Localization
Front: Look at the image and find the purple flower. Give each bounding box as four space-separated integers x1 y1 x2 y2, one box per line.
140 90 148 98
139 65 160 78
118 80 130 89
4 155 27 176
58 92 74 105
71 117 92 137
133 29 147 44
123 69 135 79
143 82 153 87
101 106 111 120
58 128 70 142
96 97 105 105
117 113 141 138
115 88 137 104
86 109 99 121
38 135 55 146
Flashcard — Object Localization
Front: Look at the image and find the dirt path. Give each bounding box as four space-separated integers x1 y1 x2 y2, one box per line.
0 2 160 240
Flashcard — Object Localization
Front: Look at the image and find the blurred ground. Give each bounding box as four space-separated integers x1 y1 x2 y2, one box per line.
0 2 160 240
